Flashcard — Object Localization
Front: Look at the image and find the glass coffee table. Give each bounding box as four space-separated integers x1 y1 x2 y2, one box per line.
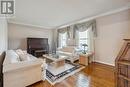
43 54 68 68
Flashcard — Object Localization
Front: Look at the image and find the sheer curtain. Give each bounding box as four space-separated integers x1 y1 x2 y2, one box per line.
58 32 67 48
56 20 97 54
57 27 70 48
76 29 89 50
87 26 95 52
74 20 97 53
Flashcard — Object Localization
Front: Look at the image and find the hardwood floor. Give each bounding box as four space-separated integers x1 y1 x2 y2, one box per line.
28 62 115 87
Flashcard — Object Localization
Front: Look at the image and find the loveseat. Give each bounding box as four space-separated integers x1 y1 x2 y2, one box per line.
3 50 44 87
57 46 79 63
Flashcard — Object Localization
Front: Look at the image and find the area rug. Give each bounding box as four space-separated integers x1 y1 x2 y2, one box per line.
46 61 85 85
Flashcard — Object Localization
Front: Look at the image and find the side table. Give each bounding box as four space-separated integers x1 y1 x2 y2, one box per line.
79 52 93 66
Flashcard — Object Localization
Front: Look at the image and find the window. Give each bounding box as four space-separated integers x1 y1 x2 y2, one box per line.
78 29 89 50
59 32 67 48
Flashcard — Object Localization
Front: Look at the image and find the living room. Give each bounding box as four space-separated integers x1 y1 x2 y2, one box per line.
0 0 130 87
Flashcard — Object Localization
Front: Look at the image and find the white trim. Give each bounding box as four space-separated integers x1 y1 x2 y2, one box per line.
94 60 115 66
8 20 53 29
58 4 130 29
7 3 130 29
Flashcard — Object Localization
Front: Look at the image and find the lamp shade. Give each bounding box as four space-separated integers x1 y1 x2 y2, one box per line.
82 44 88 47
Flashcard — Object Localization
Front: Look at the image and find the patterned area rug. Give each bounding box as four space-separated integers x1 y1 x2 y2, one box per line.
46 61 85 85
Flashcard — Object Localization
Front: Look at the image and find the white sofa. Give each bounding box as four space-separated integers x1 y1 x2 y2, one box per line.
57 46 79 63
3 50 44 87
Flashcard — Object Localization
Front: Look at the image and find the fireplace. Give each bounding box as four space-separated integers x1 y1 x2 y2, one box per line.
27 38 49 57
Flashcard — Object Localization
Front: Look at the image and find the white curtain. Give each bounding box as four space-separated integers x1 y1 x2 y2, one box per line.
74 20 96 55
87 26 95 52
58 32 67 48
56 20 97 55
57 27 70 47
73 20 97 38
75 26 94 51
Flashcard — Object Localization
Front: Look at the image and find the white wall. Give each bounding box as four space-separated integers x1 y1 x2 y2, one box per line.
8 23 53 50
7 9 130 66
95 9 130 66
0 18 8 54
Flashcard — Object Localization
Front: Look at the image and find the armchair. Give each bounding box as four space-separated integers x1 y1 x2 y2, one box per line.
56 46 79 63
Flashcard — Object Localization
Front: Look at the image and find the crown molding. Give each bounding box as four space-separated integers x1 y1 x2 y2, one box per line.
57 4 130 29
8 3 130 29
8 20 54 29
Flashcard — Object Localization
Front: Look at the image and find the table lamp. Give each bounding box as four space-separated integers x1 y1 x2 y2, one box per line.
82 44 88 54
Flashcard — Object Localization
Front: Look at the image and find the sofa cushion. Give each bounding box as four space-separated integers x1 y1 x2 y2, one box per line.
19 54 28 61
15 49 32 61
16 49 37 61
57 51 72 56
59 46 76 53
15 49 24 55
19 54 37 61
3 50 20 65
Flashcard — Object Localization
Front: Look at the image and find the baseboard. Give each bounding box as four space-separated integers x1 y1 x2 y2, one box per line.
94 60 115 66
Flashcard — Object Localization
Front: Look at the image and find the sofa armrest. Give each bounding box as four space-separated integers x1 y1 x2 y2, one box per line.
3 59 43 73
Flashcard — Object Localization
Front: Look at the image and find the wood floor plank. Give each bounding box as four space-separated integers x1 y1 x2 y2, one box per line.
28 62 115 87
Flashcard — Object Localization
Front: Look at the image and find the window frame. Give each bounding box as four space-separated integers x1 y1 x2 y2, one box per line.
59 32 67 48
78 29 89 50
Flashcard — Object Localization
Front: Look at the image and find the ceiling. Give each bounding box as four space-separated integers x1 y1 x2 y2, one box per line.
8 0 130 29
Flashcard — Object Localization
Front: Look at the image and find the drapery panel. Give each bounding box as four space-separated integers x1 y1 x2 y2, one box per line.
73 20 97 39
57 20 97 51
75 26 94 51
57 26 70 47
73 20 96 60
